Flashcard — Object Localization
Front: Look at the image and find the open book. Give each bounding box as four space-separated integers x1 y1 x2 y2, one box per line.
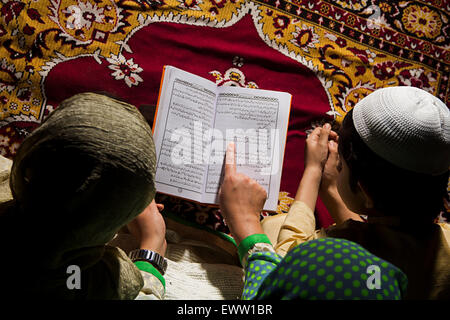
152 66 292 211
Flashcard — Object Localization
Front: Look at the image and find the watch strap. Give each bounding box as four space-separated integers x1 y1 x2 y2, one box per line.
129 249 167 275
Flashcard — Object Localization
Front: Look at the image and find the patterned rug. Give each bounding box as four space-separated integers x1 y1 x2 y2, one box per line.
0 0 448 232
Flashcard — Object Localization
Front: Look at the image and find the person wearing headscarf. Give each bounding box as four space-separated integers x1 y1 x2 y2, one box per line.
0 92 166 299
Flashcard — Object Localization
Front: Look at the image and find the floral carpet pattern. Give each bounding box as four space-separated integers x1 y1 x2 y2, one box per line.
0 0 448 232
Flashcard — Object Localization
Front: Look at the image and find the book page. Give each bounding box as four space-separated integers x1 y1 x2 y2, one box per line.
203 85 291 211
153 66 218 202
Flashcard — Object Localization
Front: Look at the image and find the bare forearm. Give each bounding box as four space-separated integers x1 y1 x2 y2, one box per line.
295 167 322 213
319 186 363 224
227 214 265 246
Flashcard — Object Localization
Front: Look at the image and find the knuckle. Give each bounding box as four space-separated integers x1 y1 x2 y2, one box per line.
224 175 235 185
261 188 268 198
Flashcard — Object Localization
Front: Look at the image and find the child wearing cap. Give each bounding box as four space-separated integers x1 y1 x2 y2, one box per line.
219 142 408 300
266 86 450 299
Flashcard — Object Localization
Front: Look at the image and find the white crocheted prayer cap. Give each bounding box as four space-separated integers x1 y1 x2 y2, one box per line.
352 86 450 175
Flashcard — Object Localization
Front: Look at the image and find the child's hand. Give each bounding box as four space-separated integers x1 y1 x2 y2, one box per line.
127 200 167 256
318 138 363 224
321 139 341 191
219 143 267 245
294 124 339 214
305 123 334 172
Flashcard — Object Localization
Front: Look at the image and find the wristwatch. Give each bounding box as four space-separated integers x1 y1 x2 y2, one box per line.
129 249 168 275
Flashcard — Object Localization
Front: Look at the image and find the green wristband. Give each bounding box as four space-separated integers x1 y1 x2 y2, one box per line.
134 261 166 288
237 234 272 265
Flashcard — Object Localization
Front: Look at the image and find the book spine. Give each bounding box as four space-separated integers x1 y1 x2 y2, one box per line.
153 65 167 134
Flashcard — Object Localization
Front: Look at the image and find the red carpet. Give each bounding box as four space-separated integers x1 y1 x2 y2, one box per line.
0 0 448 230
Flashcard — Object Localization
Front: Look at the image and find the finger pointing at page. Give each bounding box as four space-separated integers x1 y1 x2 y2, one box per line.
219 141 267 245
225 142 236 176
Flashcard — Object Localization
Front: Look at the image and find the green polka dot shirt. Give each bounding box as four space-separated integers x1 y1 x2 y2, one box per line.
240 236 408 300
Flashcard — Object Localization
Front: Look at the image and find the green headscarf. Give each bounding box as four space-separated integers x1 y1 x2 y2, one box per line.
2 92 156 299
